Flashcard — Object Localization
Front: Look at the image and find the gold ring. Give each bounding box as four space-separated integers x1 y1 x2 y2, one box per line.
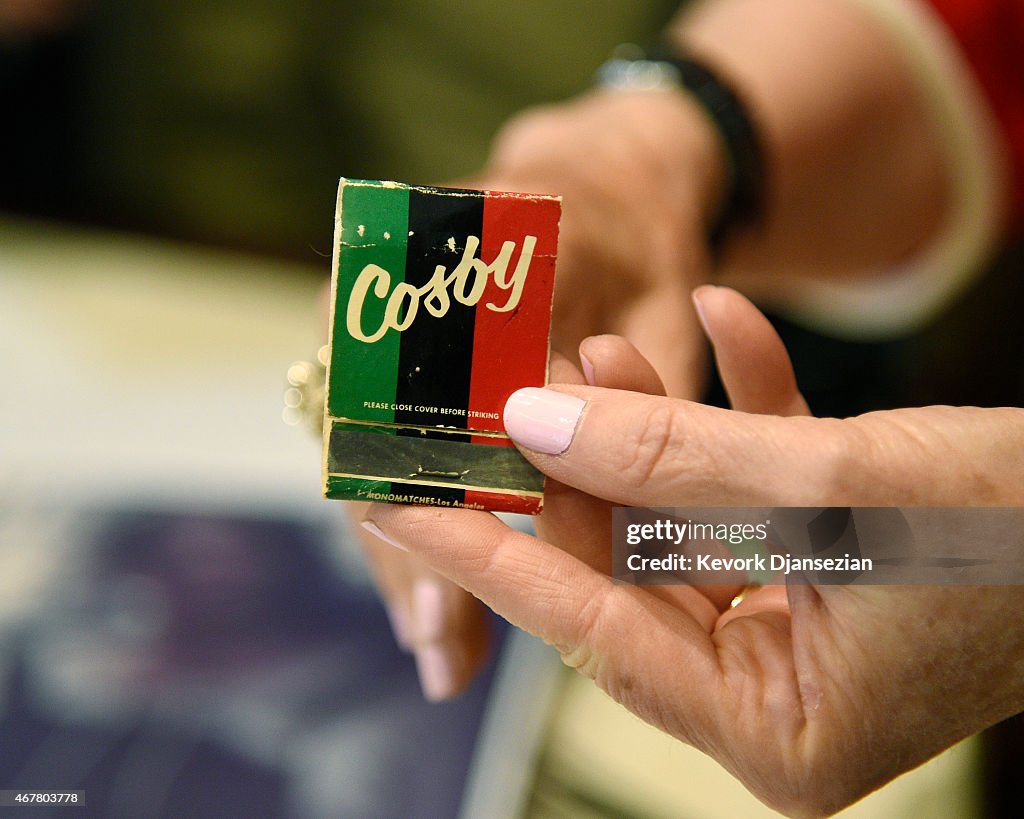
729 584 762 608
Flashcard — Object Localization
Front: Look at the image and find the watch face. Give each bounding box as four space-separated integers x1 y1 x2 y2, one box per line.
597 51 764 246
596 58 682 91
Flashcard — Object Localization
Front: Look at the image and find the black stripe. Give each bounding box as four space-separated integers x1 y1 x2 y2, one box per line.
394 187 483 507
395 187 482 431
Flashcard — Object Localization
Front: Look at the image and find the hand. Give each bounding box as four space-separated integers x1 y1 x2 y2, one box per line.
473 85 728 400
363 287 1024 815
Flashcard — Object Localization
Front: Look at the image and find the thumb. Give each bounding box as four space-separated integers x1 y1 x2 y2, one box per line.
502 385 842 507
504 387 1024 507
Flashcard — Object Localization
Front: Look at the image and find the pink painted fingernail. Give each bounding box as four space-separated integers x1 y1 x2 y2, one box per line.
580 353 596 386
414 644 458 702
361 520 409 552
412 578 447 642
410 579 458 701
386 604 412 652
503 387 586 455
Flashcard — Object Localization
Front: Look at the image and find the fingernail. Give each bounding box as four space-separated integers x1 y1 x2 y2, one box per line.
503 387 586 455
410 579 458 701
412 578 447 642
579 353 596 386
691 287 715 343
414 644 458 702
386 604 413 651
361 519 409 552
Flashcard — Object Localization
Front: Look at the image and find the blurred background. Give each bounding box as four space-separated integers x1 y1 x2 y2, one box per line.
2 1 1022 816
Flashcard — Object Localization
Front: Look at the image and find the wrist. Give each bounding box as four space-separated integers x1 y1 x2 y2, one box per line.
594 85 731 245
484 86 728 251
596 46 764 251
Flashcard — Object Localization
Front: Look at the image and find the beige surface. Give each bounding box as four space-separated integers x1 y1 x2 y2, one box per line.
0 217 325 506
0 217 330 625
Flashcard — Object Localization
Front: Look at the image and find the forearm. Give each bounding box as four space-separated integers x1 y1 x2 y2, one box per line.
667 0 956 279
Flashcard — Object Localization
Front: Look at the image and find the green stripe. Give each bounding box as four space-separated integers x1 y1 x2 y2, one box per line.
325 475 395 501
327 179 409 422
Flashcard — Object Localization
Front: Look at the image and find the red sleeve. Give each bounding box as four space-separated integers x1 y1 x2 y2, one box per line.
924 0 1024 233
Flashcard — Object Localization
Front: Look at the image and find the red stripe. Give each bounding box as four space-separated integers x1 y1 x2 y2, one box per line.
464 488 542 515
469 191 560 438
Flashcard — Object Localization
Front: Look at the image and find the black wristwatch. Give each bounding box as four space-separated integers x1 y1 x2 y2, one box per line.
597 44 765 251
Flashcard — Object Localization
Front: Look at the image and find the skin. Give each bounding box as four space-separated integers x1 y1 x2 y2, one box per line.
364 288 1024 816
